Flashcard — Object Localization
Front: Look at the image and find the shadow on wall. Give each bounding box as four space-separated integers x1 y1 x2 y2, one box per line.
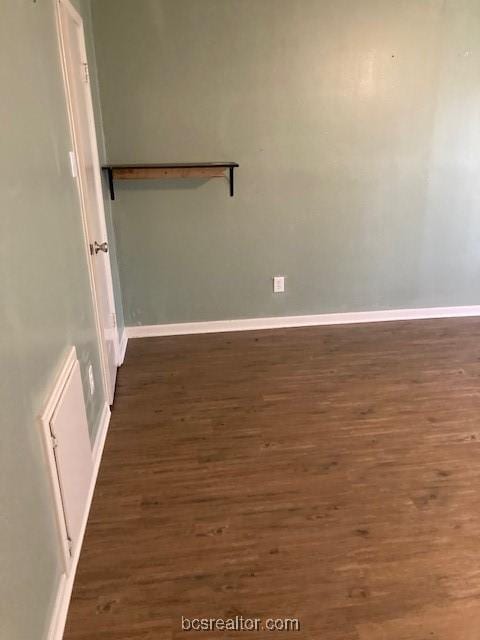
114 178 216 196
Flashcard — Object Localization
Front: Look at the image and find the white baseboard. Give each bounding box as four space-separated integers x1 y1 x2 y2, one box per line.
47 401 111 640
118 328 128 366
126 305 480 339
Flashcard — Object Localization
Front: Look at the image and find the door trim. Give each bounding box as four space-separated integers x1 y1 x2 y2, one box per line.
55 0 119 403
118 327 129 366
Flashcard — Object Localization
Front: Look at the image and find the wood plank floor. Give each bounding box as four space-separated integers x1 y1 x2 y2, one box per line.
64 319 480 640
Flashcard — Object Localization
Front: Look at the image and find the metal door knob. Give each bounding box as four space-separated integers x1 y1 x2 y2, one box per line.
93 241 109 254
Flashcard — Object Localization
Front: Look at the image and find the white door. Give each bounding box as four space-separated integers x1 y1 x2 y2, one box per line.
57 0 118 403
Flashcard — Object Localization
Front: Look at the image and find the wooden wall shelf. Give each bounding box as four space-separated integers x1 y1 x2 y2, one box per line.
102 162 239 200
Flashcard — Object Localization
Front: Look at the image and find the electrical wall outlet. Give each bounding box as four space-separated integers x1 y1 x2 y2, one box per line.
273 276 285 293
88 363 95 396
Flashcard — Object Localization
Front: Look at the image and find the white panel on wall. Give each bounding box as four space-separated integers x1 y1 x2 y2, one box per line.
49 360 93 560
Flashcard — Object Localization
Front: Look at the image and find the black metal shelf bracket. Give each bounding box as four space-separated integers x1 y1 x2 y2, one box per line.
229 165 235 198
106 167 115 201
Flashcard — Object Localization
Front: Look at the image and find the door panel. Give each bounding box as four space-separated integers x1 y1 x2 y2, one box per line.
58 0 118 402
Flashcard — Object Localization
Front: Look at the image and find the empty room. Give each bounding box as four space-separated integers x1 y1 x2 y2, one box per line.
3 0 480 638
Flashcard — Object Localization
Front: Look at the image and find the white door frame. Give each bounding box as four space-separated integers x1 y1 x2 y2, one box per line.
55 0 120 402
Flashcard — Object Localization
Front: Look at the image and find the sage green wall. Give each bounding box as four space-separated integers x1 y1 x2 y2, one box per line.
92 0 480 325
0 1 113 638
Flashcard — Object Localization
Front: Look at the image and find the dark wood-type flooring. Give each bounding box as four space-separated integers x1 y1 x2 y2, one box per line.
64 319 480 639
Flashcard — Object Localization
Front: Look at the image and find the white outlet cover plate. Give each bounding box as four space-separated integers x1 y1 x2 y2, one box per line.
273 276 285 293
